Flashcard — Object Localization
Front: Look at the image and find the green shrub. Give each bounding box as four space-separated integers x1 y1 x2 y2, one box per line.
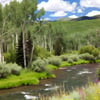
60 55 68 61
67 58 73 63
79 53 95 62
48 57 61 66
7 63 22 75
69 55 79 61
79 45 99 58
97 54 100 59
0 63 11 78
0 63 22 78
4 46 16 63
30 58 48 72
33 46 51 60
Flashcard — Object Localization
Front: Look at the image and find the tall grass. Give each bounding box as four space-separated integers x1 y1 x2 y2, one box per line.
41 82 100 100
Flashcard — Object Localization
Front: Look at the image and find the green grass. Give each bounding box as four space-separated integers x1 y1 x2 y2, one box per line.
0 70 55 89
52 19 100 34
59 59 89 68
96 59 100 63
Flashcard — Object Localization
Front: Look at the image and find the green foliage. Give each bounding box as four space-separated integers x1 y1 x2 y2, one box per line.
69 55 79 61
16 32 24 68
60 61 71 67
79 53 95 62
26 31 33 66
0 63 22 78
30 58 48 72
0 70 54 89
4 46 16 63
97 54 100 59
48 56 62 66
79 45 99 58
0 63 11 78
60 55 68 61
33 46 51 60
7 63 22 75
67 59 73 63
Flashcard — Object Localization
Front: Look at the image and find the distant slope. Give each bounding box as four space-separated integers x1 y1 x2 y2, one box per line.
72 16 96 21
51 19 100 34
57 15 100 21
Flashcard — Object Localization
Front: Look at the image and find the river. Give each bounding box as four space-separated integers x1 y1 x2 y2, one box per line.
0 64 99 100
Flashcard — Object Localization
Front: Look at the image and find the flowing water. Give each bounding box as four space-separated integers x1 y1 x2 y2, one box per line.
0 64 99 100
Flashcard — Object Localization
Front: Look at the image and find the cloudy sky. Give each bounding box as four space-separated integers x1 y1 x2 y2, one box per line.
0 0 100 20
38 0 100 20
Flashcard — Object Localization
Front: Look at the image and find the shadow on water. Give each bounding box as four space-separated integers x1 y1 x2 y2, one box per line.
0 63 99 100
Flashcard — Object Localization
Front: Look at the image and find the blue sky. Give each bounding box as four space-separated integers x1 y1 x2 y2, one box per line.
37 0 100 20
0 0 100 21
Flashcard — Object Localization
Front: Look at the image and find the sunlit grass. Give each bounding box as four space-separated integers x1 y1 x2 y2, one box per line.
0 70 55 89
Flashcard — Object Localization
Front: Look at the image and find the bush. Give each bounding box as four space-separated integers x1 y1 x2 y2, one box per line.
0 63 22 78
79 53 95 62
60 55 68 61
79 45 99 58
48 57 61 66
7 63 22 75
33 46 51 60
30 58 48 72
67 58 73 63
97 54 100 59
69 55 79 61
0 63 11 78
4 45 16 63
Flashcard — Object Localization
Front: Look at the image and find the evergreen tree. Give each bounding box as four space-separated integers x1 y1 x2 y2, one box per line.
16 32 24 68
26 31 33 67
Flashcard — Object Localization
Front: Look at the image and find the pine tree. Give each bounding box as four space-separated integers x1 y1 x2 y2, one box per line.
16 32 24 68
26 31 33 67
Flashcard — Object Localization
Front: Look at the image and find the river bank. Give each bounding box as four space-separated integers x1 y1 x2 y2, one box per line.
0 59 100 90
0 63 99 100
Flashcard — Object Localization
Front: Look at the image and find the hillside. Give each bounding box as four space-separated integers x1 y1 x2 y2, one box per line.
52 19 100 34
57 15 100 21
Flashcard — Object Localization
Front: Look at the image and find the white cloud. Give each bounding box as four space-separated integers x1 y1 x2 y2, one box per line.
0 0 22 6
86 10 100 16
77 9 83 13
80 0 100 8
68 15 78 18
50 11 67 17
40 18 50 21
43 18 51 21
38 0 77 12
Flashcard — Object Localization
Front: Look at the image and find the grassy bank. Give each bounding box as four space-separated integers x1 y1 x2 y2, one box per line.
0 70 55 89
42 82 100 100
0 58 100 89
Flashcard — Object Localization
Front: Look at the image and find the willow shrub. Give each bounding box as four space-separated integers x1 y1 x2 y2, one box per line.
0 63 22 78
30 58 48 72
79 53 95 62
7 63 22 75
48 57 62 66
60 55 68 61
79 45 99 58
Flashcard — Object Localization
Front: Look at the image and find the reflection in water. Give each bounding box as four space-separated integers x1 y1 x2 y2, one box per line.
77 71 92 75
0 64 99 100
24 95 38 100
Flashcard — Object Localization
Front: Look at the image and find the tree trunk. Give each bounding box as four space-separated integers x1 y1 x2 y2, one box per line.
0 42 4 63
21 24 26 69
